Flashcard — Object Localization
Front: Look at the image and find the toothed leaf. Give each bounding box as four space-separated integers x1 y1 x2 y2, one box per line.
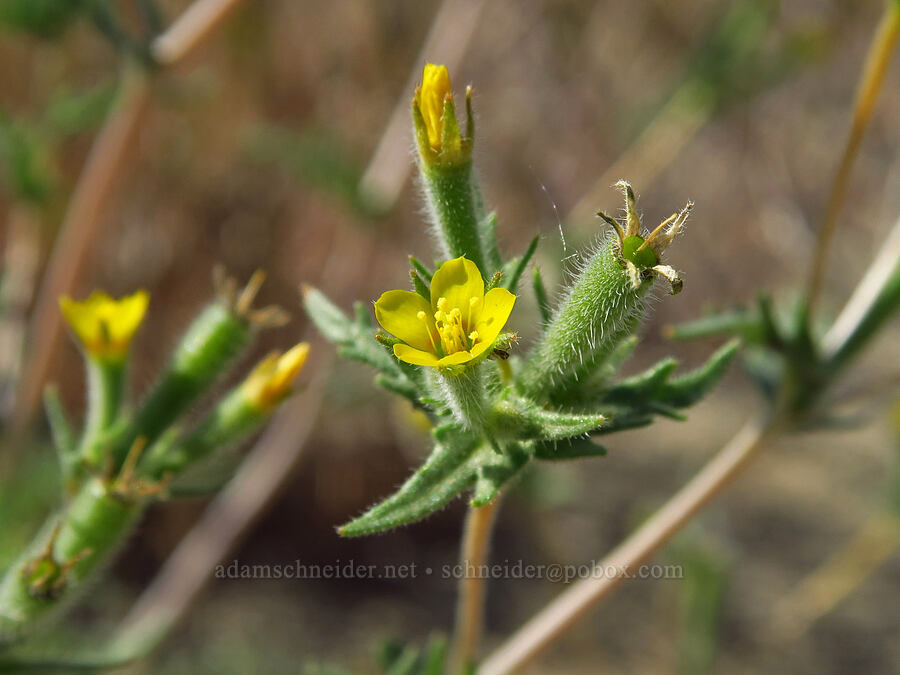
490 397 606 441
535 436 609 461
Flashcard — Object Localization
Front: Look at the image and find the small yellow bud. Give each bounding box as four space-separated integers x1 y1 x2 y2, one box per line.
59 290 149 360
419 63 452 149
412 63 473 168
241 342 310 412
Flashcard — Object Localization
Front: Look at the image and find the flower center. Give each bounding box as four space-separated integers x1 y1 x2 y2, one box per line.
413 296 480 357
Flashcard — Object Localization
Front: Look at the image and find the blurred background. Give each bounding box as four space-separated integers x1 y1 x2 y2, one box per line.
0 0 899 672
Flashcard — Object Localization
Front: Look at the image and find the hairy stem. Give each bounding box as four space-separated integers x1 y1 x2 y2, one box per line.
806 0 900 317
450 498 501 674
480 414 776 675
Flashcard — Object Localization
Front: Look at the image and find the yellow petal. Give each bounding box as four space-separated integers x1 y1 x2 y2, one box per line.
394 343 441 367
438 351 474 367
374 290 435 352
420 63 451 149
474 287 516 347
430 257 484 318
59 289 149 359
468 340 494 360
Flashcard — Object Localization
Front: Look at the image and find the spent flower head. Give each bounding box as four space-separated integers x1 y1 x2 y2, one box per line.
59 290 149 361
597 180 693 294
412 63 473 168
375 257 515 371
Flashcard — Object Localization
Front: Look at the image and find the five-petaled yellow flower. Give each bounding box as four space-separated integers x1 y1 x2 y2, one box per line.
59 290 149 360
375 257 515 369
241 342 310 412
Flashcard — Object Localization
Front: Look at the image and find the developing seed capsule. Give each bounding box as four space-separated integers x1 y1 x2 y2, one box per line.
520 182 691 403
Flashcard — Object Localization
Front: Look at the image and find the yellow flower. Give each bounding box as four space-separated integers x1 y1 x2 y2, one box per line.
59 290 149 360
241 342 310 412
375 257 515 369
412 63 472 167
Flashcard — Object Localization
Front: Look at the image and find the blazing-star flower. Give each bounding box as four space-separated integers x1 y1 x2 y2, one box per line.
375 257 515 369
241 342 310 412
59 290 149 360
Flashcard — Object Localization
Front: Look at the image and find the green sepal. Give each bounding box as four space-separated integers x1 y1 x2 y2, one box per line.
410 269 430 301
502 235 539 291
408 255 433 282
535 436 609 461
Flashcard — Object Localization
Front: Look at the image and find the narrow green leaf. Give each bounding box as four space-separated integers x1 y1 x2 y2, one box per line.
658 340 739 408
490 398 606 441
338 425 481 536
532 267 551 325
503 236 539 291
535 436 609 461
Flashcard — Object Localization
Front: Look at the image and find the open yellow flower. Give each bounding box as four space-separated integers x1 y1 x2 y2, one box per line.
375 257 515 369
59 290 149 360
241 342 310 412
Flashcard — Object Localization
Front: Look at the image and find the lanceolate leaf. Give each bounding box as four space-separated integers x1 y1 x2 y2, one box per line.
339 425 533 536
535 436 609 461
490 398 606 441
338 424 481 536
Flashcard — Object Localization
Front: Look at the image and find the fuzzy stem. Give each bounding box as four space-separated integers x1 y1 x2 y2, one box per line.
439 367 488 432
520 237 649 403
450 498 501 674
422 163 487 277
480 414 776 675
0 479 144 647
806 0 900 317
81 358 126 466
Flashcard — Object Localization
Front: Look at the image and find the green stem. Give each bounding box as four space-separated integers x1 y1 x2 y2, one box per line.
422 163 487 276
0 479 143 647
140 390 265 479
520 238 650 403
81 357 126 466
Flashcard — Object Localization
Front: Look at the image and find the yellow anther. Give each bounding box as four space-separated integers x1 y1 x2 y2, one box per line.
417 310 427 321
